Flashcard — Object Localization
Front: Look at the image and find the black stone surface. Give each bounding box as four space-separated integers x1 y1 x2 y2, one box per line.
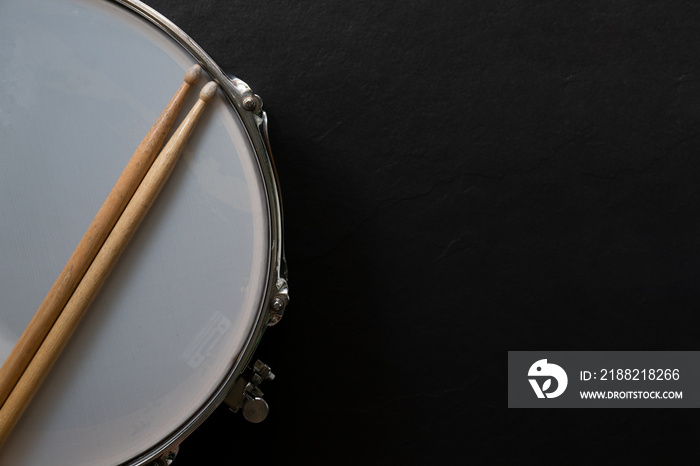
136 1 700 463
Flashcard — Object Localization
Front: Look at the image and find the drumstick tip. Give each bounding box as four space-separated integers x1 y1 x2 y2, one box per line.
199 81 218 102
184 64 202 85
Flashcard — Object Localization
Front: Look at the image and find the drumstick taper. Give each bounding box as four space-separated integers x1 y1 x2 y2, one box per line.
0 64 202 410
0 81 219 447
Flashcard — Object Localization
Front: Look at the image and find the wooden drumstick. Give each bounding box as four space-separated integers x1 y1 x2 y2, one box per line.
0 81 219 447
0 64 202 409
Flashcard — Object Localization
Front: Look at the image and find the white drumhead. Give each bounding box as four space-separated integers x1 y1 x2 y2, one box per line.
0 0 270 464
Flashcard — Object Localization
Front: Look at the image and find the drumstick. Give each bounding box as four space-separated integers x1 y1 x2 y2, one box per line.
0 64 202 409
0 81 219 447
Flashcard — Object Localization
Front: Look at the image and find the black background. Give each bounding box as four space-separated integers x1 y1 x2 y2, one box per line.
138 1 700 464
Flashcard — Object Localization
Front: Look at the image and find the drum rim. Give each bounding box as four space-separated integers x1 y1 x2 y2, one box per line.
101 1 288 464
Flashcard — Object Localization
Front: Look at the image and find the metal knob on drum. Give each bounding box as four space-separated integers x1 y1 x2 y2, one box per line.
0 0 288 464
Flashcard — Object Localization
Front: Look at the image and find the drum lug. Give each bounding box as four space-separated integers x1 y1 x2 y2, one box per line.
224 360 275 423
149 446 178 466
268 281 289 326
242 93 263 113
227 75 263 114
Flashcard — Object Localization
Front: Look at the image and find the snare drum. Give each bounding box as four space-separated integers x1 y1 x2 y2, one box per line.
0 0 287 464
